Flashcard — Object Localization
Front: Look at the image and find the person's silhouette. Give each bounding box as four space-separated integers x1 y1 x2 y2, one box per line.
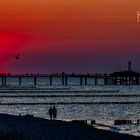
52 105 57 119
48 106 53 120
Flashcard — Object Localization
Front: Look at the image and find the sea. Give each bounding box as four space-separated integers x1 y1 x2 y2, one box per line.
0 77 140 136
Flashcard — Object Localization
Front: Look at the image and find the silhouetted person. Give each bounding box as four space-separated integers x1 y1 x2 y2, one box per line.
52 105 57 119
48 106 53 120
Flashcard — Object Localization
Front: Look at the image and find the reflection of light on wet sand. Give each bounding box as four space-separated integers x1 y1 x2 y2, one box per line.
94 125 110 130
93 124 120 133
93 124 140 135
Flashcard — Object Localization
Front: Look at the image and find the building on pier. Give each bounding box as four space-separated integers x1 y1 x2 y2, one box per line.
105 61 140 85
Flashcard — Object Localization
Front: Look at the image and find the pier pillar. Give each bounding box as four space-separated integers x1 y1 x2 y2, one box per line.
1 77 3 86
136 77 139 85
107 78 109 85
4 77 6 86
114 77 117 85
34 77 37 86
110 77 113 85
95 76 97 85
65 76 68 86
129 77 131 85
126 77 128 85
121 77 123 85
132 77 134 85
85 77 87 85
135 77 139 85
108 78 111 85
111 77 113 85
104 77 107 85
80 77 83 85
104 78 106 85
2 76 6 87
112 78 114 85
120 77 123 85
108 78 110 85
62 76 65 85
130 76 133 85
49 76 52 86
19 77 22 86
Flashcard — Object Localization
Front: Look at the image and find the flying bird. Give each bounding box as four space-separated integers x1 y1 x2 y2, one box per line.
15 54 20 60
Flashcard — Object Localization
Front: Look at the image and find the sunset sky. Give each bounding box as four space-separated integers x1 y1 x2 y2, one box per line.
0 0 140 73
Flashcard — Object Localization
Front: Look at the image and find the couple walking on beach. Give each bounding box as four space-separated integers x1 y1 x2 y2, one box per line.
48 105 57 120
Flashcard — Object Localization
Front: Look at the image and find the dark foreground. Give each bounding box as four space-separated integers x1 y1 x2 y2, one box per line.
0 114 139 140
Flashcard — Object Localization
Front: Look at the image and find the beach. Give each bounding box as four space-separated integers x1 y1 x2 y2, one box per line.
0 114 139 140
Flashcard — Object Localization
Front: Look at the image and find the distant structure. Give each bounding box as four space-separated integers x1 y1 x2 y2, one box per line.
107 61 140 85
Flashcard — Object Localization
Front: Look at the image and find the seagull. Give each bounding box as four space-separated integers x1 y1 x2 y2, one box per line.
15 54 20 60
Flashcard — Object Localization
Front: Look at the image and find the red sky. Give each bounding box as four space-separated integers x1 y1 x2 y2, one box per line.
0 0 140 73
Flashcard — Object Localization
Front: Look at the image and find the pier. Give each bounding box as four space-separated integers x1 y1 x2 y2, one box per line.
1 73 140 86
0 61 140 86
0 74 102 87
